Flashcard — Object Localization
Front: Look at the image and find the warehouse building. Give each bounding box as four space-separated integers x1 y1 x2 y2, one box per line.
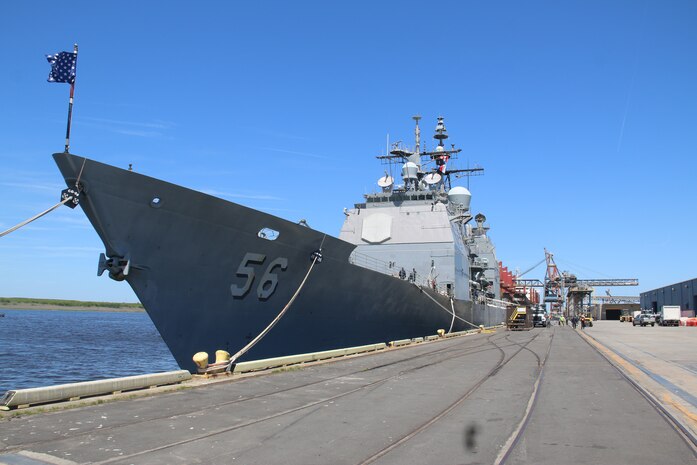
640 277 697 317
594 301 640 321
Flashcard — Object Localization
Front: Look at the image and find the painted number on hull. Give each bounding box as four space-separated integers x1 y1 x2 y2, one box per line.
230 253 288 300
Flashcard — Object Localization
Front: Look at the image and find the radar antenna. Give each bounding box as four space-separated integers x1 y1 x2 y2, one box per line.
373 116 485 192
434 116 448 146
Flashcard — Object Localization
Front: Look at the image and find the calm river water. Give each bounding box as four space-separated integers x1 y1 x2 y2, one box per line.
0 308 179 394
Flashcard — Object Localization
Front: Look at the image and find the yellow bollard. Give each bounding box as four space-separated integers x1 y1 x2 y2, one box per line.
437 329 445 337
215 350 231 364
479 325 484 333
193 352 209 369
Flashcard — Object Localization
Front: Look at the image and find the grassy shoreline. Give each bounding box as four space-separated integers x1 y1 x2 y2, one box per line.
0 297 144 313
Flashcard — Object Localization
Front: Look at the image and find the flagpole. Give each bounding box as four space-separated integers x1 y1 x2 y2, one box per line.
64 43 78 153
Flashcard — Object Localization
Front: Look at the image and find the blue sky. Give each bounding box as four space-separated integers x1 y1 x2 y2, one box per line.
1 0 695 302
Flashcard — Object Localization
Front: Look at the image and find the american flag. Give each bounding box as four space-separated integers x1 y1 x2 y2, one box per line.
46 51 77 84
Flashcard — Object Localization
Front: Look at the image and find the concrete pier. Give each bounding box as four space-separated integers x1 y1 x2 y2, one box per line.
1 323 695 464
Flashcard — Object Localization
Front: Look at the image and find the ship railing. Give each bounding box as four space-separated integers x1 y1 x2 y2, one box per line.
348 252 454 298
348 251 433 286
420 279 453 298
348 251 397 277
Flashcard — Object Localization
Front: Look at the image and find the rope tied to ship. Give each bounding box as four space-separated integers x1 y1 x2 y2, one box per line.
0 159 86 239
413 282 479 330
225 235 327 372
448 297 457 333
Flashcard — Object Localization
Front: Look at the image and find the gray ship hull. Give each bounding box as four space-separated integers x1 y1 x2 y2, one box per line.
54 152 506 372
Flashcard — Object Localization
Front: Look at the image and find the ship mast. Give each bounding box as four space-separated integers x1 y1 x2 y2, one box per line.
406 115 422 170
374 116 484 192
413 115 421 159
434 116 448 148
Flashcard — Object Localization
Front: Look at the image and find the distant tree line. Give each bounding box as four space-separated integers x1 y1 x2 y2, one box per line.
0 297 144 309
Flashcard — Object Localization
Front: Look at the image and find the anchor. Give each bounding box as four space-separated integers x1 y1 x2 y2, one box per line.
98 253 133 281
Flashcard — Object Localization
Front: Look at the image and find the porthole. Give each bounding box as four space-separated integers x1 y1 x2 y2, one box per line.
258 227 279 241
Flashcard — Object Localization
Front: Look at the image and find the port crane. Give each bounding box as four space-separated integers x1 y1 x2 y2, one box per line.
514 249 639 316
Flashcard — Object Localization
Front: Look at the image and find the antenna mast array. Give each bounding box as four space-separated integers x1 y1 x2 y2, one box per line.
375 116 483 191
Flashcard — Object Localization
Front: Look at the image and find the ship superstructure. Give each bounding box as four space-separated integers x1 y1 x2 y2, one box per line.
340 117 501 306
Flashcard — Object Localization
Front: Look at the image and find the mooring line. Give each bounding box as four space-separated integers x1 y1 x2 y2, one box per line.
1 333 507 452
416 283 479 329
95 332 510 465
0 197 72 238
1 158 86 238
226 235 327 370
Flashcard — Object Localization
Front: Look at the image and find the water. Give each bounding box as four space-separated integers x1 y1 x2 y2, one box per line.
0 308 179 394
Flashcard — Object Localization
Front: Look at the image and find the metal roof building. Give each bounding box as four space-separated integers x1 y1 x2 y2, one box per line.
640 278 697 317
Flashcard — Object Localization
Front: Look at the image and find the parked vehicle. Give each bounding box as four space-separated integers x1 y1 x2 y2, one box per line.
533 313 547 327
660 305 681 326
621 309 635 322
633 313 656 327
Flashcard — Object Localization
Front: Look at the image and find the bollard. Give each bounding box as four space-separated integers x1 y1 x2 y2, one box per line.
215 350 231 364
193 352 209 369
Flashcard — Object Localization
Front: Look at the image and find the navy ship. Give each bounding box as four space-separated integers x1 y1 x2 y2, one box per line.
54 116 507 372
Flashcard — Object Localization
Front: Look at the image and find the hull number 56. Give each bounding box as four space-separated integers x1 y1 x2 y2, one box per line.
230 253 288 300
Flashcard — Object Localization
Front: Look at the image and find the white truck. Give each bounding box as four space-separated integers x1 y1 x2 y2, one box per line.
660 305 681 326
